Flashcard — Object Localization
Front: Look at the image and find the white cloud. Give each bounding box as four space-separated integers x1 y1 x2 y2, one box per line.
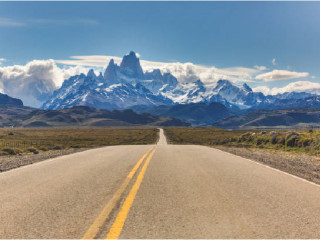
0 17 99 27
0 18 24 27
56 55 261 84
253 81 320 95
255 70 309 82
252 86 272 95
254 65 267 71
272 58 276 66
0 58 5 65
0 60 89 107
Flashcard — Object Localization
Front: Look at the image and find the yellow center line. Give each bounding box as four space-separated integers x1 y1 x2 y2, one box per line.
106 149 156 240
82 147 154 239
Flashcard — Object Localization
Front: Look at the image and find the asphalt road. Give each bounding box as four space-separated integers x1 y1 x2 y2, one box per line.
1 129 320 238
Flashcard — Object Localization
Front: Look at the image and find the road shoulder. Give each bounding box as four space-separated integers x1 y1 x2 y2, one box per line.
215 145 320 185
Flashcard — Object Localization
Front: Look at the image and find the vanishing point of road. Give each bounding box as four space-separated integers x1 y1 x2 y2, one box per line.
1 129 320 238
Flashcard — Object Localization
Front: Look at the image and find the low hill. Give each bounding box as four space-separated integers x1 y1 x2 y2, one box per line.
0 93 23 106
133 102 235 126
213 108 320 129
2 105 189 127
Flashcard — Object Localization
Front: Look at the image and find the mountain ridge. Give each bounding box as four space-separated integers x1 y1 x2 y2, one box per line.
0 105 189 127
41 51 320 119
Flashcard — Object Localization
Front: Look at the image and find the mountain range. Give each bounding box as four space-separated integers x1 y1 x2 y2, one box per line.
2 51 320 128
41 51 320 114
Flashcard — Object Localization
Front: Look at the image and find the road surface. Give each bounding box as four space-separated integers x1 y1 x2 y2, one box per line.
1 129 320 238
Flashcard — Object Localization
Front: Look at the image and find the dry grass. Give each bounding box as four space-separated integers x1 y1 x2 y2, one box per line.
0 127 158 156
164 127 320 156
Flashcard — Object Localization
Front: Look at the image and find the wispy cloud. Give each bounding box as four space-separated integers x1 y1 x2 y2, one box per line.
28 18 100 26
272 58 276 66
0 18 25 27
0 58 6 65
254 65 267 71
0 17 99 27
255 69 309 82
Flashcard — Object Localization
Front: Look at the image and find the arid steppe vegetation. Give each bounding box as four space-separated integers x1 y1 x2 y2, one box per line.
0 127 158 172
0 127 158 155
164 127 320 155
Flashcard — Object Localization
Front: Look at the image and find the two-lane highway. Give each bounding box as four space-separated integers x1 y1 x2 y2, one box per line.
1 129 320 238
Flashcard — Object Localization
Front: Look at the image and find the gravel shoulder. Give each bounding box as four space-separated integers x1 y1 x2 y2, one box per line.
0 148 88 172
215 146 320 185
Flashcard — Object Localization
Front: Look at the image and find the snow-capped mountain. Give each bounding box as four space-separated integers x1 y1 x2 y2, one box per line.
42 52 173 110
42 51 320 111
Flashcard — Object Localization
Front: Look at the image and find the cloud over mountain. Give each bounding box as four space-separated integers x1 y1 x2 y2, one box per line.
0 60 89 107
0 53 316 108
253 81 320 95
56 55 262 84
255 70 309 82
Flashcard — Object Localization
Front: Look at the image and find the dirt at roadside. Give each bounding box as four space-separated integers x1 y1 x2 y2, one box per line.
0 148 88 173
215 146 320 185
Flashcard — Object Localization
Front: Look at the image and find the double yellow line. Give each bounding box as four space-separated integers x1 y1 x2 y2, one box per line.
82 147 156 239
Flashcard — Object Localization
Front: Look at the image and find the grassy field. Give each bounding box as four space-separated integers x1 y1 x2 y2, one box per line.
164 127 320 156
0 127 158 156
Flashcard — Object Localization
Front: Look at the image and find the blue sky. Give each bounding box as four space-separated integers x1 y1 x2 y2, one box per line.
0 1 320 98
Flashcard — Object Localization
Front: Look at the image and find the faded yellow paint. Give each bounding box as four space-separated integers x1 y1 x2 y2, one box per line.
106 149 156 239
81 147 154 239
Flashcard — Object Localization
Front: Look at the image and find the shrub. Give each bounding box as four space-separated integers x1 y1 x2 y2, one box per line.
277 137 286 145
286 136 298 147
2 148 21 155
53 145 63 150
300 138 312 147
256 138 264 145
27 147 37 153
271 135 278 144
37 146 49 151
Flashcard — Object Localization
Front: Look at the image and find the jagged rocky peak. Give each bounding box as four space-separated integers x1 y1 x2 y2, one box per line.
194 79 204 87
104 59 119 83
87 69 96 79
216 79 233 86
163 72 179 86
120 51 144 78
243 83 252 92
145 69 163 80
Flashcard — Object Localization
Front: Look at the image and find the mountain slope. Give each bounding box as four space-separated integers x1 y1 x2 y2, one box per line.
133 102 237 126
0 93 23 106
254 96 320 110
